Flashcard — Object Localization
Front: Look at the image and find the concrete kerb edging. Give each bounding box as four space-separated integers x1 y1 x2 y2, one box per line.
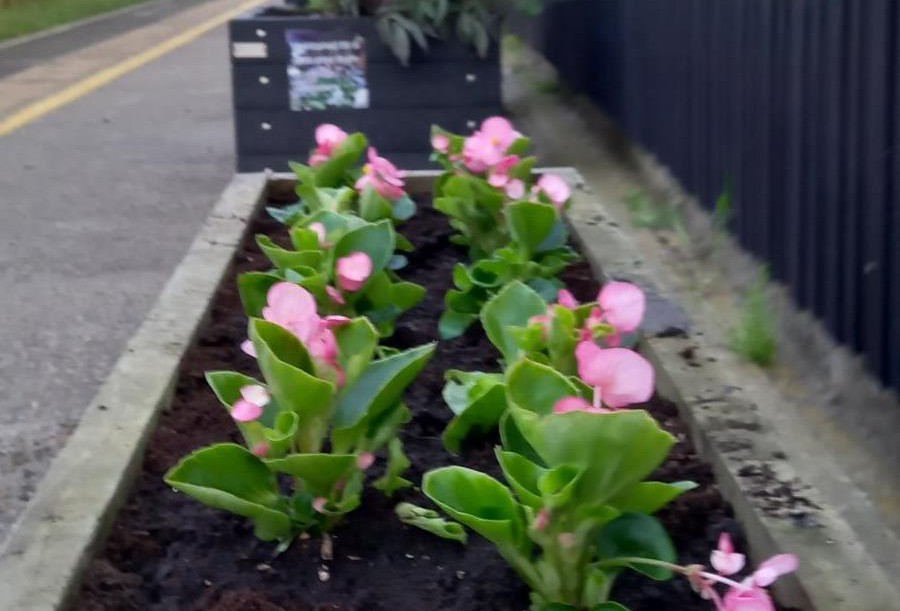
557 167 899 611
0 173 268 611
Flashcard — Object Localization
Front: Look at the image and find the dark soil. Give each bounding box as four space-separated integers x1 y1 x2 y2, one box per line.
76 202 753 611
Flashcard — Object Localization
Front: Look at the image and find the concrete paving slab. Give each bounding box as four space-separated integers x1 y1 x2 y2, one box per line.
0 20 238 541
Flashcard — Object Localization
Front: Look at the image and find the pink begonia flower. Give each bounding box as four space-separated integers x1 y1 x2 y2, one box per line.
557 288 579 309
487 155 520 189
325 285 346 306
534 508 551 531
575 341 654 409
355 147 406 200
533 173 572 208
312 497 328 513
462 117 521 172
308 222 328 246
431 133 450 153
323 315 351 328
336 251 373 292
711 533 746 576
597 281 646 334
357 452 375 470
719 553 797 611
231 384 270 423
751 554 798 588
251 442 270 457
309 124 348 166
721 585 775 611
245 282 344 381
553 396 610 415
505 179 526 200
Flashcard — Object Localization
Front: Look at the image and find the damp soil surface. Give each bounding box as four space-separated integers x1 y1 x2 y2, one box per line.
77 199 761 611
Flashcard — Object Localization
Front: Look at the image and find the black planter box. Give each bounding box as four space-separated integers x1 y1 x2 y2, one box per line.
229 9 504 172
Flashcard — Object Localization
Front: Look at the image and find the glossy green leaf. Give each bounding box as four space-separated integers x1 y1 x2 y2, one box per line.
391 281 426 310
395 502 467 543
423 466 526 552
256 235 323 270
333 219 396 283
334 318 379 387
438 309 478 340
165 443 291 541
495 450 544 508
265 453 357 497
607 481 697 515
373 437 413 495
508 201 557 256
506 358 581 415
596 513 677 581
314 132 367 187
333 343 435 429
392 194 417 221
482 282 547 362
358 186 394 222
508 408 676 506
237 272 281 318
441 371 507 453
289 225 322 251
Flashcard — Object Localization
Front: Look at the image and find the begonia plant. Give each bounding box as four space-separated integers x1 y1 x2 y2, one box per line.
242 210 425 336
442 279 653 451
166 281 435 545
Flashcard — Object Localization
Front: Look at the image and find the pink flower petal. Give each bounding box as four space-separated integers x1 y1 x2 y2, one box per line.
553 396 609 414
315 123 347 149
431 133 450 153
336 252 373 292
240 384 270 407
722 585 775 611
323 315 352 328
265 282 318 328
356 452 375 470
241 339 257 358
251 442 270 457
231 399 263 422
534 508 551 531
505 179 526 199
598 281 646 334
752 554 798 587
536 173 572 207
308 222 327 245
575 342 654 408
312 497 328 513
711 533 746 576
557 289 579 309
325 285 346 305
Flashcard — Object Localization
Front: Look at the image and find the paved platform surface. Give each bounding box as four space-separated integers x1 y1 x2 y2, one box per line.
0 0 248 542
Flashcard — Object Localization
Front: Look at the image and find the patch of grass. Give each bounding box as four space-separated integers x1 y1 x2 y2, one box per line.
533 77 562 94
625 190 683 231
0 0 149 42
730 269 778 367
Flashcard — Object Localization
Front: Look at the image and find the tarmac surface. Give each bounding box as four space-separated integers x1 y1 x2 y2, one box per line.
0 0 242 541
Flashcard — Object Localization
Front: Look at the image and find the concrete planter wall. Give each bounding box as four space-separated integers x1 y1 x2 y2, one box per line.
229 10 503 172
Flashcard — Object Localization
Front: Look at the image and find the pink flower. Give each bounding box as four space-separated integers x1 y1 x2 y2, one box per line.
308 222 328 246
312 497 328 514
597 281 646 334
533 173 572 208
553 396 610 415
357 452 375 470
462 117 521 172
722 585 775 611
557 289 579 309
355 147 406 200
575 341 654 408
505 179 526 200
534 508 551 531
487 155 520 189
336 252 373 292
251 442 270 457
309 124 348 167
431 133 450 153
751 554 798 588
250 282 344 379
711 533 746 576
325 285 346 306
231 384 270 423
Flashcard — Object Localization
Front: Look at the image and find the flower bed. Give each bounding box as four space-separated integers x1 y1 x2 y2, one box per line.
73 122 797 611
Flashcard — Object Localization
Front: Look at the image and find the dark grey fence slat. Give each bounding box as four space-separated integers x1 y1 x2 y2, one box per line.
539 0 900 393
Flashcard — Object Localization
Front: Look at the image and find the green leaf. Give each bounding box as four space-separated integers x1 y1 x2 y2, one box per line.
333 219 396 283
333 343 435 429
373 437 413 495
237 272 281 318
508 201 558 257
165 443 291 541
314 132 367 187
256 235 323 270
508 408 676 506
441 371 508 453
334 318 379 387
505 358 581 415
392 195 417 221
396 502 467 543
495 450 544 508
596 513 677 581
481 281 547 362
358 186 394 222
438 309 478 340
592 604 631 611
249 319 335 452
265 453 357 498
267 202 305 225
289 225 322 251
607 481 697 515
391 281 426 310
423 466 527 552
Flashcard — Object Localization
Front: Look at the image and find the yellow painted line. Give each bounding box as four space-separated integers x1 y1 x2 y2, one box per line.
0 0 264 137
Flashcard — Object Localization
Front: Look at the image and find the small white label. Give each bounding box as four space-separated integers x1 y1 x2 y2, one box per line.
232 42 268 59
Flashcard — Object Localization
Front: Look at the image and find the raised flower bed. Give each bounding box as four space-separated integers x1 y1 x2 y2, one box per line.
0 121 805 611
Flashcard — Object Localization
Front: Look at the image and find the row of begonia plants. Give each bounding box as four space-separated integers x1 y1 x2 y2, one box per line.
164 119 796 610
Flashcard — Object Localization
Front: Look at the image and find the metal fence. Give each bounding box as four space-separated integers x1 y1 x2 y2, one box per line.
536 0 900 392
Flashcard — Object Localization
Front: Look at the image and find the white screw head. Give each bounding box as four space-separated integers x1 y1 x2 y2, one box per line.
261 122 272 130
466 120 477 129
259 75 270 85
465 73 477 83
255 28 267 38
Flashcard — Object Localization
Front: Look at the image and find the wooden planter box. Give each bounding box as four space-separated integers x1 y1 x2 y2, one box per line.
229 9 504 172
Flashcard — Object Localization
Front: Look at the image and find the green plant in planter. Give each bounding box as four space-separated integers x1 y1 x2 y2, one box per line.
430 118 579 339
296 0 542 65
269 125 418 228
403 389 696 610
442 279 651 451
241 210 425 336
166 281 435 546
